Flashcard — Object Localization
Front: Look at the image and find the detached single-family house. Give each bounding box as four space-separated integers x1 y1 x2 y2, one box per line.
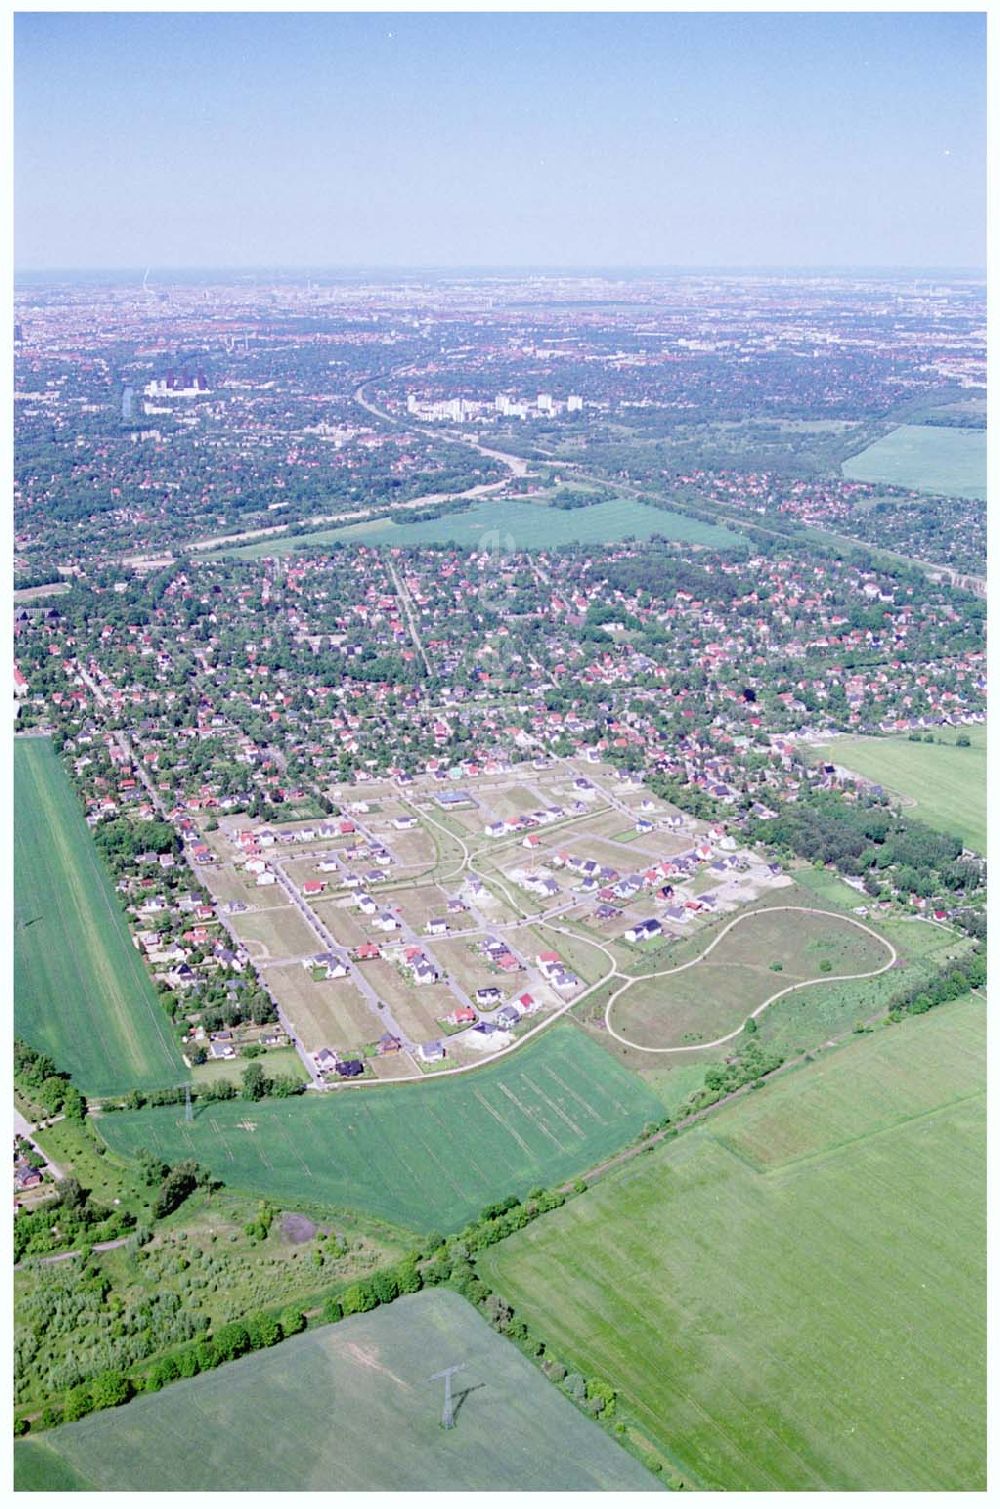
466 1023 512 1051
307 952 349 980
625 918 662 943
15 1163 43 1192
447 1005 477 1026
418 1040 445 1063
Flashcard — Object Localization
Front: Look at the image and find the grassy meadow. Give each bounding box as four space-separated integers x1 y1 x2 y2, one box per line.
480 998 986 1491
14 1290 661 1492
842 423 986 500
223 495 743 559
96 1026 663 1233
14 737 187 1096
608 905 893 1050
814 726 987 854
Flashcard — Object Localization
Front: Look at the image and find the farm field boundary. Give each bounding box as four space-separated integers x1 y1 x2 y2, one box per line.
812 728 987 855
480 996 986 1491
841 423 986 500
13 1289 662 1492
95 1026 663 1232
221 495 744 559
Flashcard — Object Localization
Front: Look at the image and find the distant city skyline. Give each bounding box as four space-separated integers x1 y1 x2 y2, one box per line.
15 11 985 271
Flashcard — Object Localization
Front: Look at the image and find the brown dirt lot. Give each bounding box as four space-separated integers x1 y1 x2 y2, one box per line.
229 905 320 961
265 966 380 1054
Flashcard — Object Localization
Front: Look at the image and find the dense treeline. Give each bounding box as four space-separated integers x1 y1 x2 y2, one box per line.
751 792 977 896
596 549 743 604
883 948 985 1023
549 486 612 510
14 1040 85 1122
93 817 178 870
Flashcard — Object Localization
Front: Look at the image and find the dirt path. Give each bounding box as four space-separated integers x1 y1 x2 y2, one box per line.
603 905 898 1054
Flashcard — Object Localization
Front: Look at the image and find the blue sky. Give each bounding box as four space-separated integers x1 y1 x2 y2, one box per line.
14 11 985 270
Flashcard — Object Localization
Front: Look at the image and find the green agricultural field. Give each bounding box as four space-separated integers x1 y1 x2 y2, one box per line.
14 1290 661 1492
814 727 987 855
14 738 187 1096
842 423 986 500
224 496 744 559
480 997 986 1491
96 1025 663 1233
608 906 893 1050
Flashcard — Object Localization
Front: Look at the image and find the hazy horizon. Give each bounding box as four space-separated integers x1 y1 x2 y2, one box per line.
16 12 985 271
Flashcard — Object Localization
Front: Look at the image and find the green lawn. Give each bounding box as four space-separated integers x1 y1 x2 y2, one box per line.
842 424 986 500
814 726 986 854
190 1047 309 1088
480 998 986 1491
96 1025 663 1233
14 1290 661 1492
223 496 744 559
14 737 187 1096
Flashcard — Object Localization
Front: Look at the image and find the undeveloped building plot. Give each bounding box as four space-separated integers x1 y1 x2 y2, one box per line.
483 784 550 822
355 958 456 1043
393 883 454 933
266 965 380 1055
228 905 320 962
311 900 369 949
432 938 521 999
382 820 439 869
459 874 525 924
